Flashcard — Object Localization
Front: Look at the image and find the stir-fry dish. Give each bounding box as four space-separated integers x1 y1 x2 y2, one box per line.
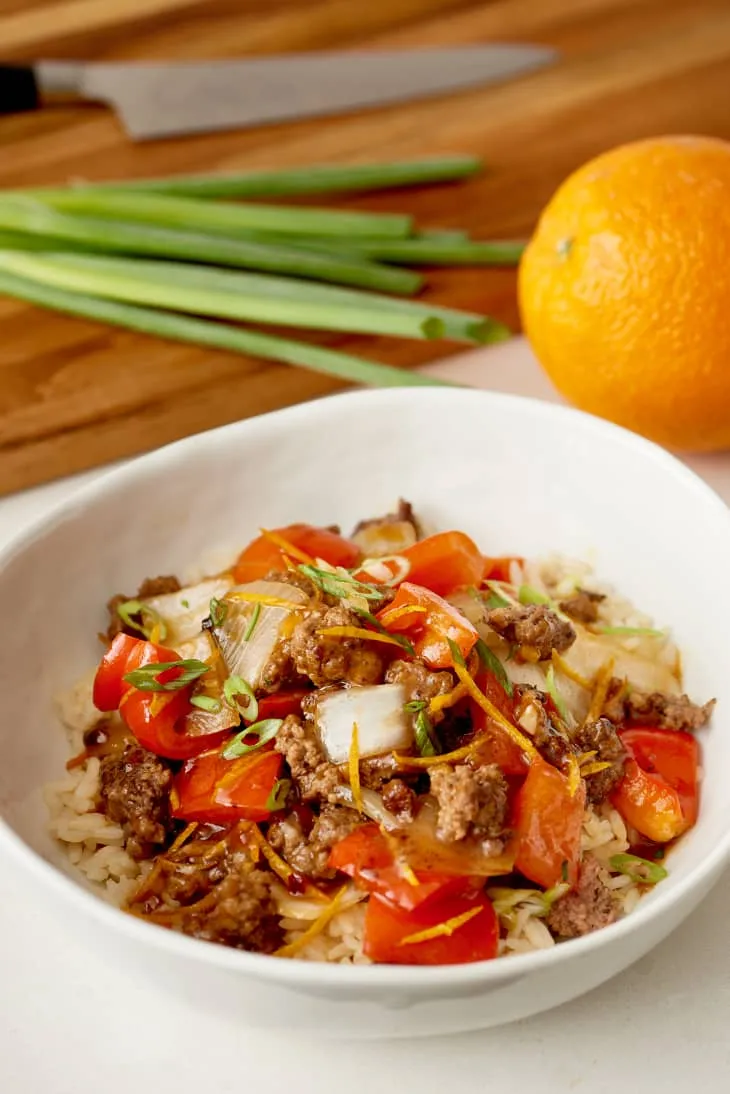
47 502 714 965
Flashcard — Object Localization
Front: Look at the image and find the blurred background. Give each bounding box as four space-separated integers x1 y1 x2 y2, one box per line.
1 0 729 493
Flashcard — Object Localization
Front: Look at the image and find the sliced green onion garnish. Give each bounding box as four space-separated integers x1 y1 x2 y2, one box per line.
116 598 167 641
414 710 438 757
223 675 258 722
404 699 428 713
222 718 284 759
298 564 385 602
484 580 519 606
475 638 513 697
518 584 551 606
609 853 668 884
208 596 228 628
123 659 210 692
180 598 190 609
596 625 666 638
484 592 510 610
545 664 570 722
243 603 261 642
265 778 292 812
189 695 223 713
447 638 467 668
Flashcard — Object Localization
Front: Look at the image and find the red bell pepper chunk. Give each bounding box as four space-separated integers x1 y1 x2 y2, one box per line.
233 523 361 584
363 890 499 966
93 633 180 711
611 728 699 842
328 823 473 912
483 556 524 583
513 756 586 888
257 688 312 721
399 531 484 597
469 668 527 776
377 582 479 670
172 747 283 824
94 634 232 760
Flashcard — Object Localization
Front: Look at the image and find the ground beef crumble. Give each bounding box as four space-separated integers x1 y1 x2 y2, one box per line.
268 805 361 880
547 854 618 938
99 745 174 858
385 658 454 711
274 714 342 801
624 690 715 732
559 588 605 624
290 604 386 687
514 686 573 768
486 603 576 660
571 717 626 803
381 778 417 821
429 763 508 842
104 575 181 642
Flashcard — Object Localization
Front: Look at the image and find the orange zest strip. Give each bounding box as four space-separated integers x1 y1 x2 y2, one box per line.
378 604 428 625
552 651 592 690
259 527 315 565
168 821 198 853
579 761 613 777
316 625 405 649
586 658 616 724
429 681 468 715
65 749 88 771
275 884 350 958
349 722 363 813
245 823 328 903
380 828 419 887
566 753 581 797
392 742 476 768
398 904 483 947
452 661 538 761
229 591 305 610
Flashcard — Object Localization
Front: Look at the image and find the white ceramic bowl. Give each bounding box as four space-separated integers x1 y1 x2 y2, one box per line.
1 387 728 1039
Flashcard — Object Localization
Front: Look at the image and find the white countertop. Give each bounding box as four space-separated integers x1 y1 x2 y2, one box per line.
2 338 730 1093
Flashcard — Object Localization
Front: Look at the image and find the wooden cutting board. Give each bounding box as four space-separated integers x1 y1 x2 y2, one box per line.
1 0 730 495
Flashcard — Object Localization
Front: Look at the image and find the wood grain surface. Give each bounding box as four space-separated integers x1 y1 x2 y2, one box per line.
1 0 730 494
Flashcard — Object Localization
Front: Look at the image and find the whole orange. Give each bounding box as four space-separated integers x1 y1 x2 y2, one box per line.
518 135 730 451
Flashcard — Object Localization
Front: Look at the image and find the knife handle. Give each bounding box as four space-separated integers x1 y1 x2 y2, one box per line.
0 64 40 114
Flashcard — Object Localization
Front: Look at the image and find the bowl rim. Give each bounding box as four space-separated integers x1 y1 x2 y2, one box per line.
2 385 729 989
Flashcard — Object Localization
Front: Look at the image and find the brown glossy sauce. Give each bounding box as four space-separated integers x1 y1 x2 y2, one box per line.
66 716 133 770
628 838 669 863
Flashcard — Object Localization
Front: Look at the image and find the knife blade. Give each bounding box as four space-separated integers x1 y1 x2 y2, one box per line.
0 46 556 142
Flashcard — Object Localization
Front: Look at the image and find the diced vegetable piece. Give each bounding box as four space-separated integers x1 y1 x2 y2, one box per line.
257 688 312 721
363 890 498 965
211 580 308 686
328 823 471 911
176 631 241 740
93 633 170 711
483 557 523 582
378 582 479 669
400 531 484 596
468 668 526 776
514 757 586 888
351 521 417 559
233 523 361 582
313 683 412 764
386 801 516 878
141 576 233 645
611 728 699 842
172 747 283 823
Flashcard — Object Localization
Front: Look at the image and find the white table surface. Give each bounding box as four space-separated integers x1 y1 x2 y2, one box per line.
2 338 730 1093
